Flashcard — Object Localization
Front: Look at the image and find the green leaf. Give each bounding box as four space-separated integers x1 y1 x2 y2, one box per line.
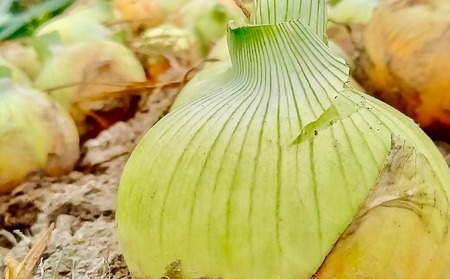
0 0 75 40
0 0 13 25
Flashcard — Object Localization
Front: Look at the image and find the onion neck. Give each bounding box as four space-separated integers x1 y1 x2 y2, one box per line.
228 20 350 95
252 0 327 42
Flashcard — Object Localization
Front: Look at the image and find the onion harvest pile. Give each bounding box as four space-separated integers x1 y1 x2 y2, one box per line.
116 0 450 278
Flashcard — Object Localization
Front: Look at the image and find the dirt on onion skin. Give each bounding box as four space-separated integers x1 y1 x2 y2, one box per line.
0 88 178 279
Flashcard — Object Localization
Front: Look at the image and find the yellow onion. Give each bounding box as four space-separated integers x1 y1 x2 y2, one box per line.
354 0 450 141
117 0 450 278
34 39 146 137
0 78 79 194
113 0 164 31
62 0 114 23
34 15 113 46
136 24 199 81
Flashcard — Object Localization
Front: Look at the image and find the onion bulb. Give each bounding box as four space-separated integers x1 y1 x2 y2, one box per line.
137 24 199 80
116 0 450 278
180 0 248 56
170 36 232 110
62 0 114 23
354 0 450 141
0 78 79 194
35 15 112 46
328 0 380 25
113 0 164 31
34 39 146 137
172 36 362 110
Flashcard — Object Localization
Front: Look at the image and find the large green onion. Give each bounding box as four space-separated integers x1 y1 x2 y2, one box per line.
171 36 360 111
116 0 450 278
170 36 232 110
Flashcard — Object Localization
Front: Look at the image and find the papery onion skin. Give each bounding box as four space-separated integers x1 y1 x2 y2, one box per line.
138 24 199 80
354 0 450 141
113 0 164 31
34 39 146 137
0 79 79 194
116 0 450 278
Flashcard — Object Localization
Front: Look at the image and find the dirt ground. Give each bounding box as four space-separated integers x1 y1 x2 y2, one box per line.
1 84 450 278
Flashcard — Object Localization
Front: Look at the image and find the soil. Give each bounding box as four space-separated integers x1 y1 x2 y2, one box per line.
1 84 450 279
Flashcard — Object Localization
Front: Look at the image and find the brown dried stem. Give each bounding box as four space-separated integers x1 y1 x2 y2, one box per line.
233 0 251 20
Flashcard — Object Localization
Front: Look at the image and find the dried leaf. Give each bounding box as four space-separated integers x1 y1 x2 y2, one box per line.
3 223 55 279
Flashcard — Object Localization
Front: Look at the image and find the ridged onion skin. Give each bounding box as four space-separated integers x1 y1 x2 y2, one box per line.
171 34 361 112
354 0 450 141
34 39 146 136
116 0 450 278
0 79 79 194
170 58 232 111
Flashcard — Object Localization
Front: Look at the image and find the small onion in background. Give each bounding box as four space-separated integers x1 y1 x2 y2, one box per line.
113 0 164 32
135 24 199 82
180 0 248 56
35 15 113 45
62 0 114 24
0 78 79 194
327 0 380 25
34 39 146 139
137 0 248 55
354 0 450 141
